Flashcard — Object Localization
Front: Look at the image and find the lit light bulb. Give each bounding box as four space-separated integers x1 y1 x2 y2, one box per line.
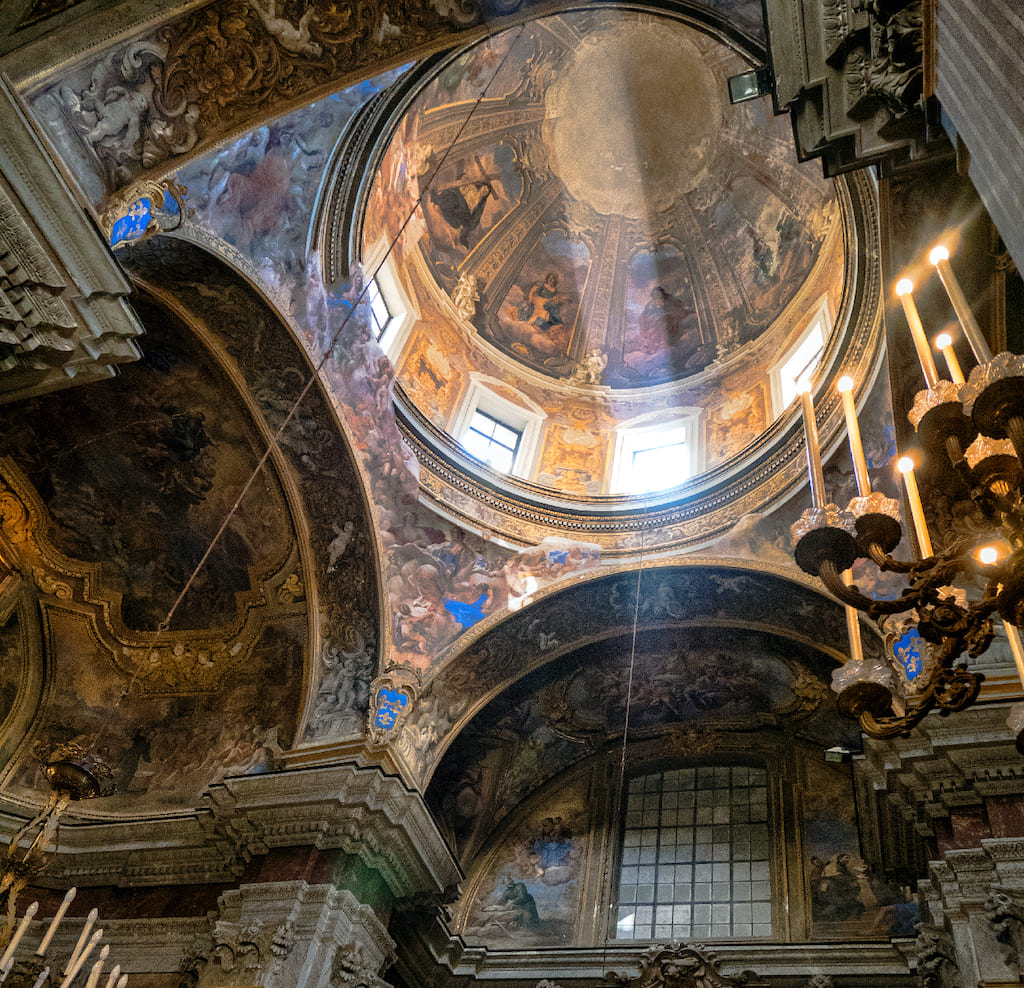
837 375 854 393
897 456 915 474
929 245 950 265
935 332 952 349
895 278 914 296
979 546 999 565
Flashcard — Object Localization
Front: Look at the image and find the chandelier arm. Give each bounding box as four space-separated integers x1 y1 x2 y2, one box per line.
857 700 933 739
818 560 917 614
866 543 917 573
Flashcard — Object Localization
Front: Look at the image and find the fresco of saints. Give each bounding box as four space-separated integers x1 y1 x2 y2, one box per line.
639 285 698 356
429 159 500 249
523 272 567 333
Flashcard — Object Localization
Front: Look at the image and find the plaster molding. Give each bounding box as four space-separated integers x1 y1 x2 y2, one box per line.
18 764 459 899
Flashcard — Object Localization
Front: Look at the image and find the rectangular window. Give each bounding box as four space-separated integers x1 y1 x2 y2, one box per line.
775 310 828 411
461 409 523 473
630 439 689 492
614 766 772 941
366 278 392 340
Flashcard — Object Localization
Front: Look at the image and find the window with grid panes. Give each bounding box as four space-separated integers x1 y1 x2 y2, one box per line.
614 766 772 940
461 409 523 473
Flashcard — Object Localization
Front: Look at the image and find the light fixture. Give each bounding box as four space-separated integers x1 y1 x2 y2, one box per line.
0 888 126 988
2 742 115 973
791 242 1024 739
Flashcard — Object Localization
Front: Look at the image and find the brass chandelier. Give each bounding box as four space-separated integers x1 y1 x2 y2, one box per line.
791 243 1024 739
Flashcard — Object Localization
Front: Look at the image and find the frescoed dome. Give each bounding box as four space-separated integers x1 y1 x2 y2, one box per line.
360 8 868 515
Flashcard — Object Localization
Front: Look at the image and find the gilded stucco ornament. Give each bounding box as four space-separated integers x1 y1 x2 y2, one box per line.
100 176 191 246
47 0 490 194
614 941 760 988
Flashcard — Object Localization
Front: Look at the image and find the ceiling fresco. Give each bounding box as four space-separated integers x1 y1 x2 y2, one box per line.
362 8 845 498
401 562 879 787
427 623 862 860
22 0 767 205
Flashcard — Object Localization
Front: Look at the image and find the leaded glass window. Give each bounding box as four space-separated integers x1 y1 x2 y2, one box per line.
614 766 772 940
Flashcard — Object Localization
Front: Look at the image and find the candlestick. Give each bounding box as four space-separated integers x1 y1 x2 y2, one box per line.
0 901 39 969
895 279 940 388
59 930 103 988
934 332 965 385
842 569 864 662
837 376 871 496
799 388 826 508
83 946 109 988
929 246 993 363
37 887 76 957
898 457 933 557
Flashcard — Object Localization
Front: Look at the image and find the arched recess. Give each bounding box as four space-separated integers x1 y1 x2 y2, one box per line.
0 236 383 821
120 236 384 751
398 558 882 790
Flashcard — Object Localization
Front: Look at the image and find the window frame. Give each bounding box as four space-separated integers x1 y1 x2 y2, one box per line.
448 377 545 479
612 763 776 943
770 296 831 415
609 410 703 495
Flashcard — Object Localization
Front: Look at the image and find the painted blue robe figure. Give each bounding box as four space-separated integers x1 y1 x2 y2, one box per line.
524 273 565 332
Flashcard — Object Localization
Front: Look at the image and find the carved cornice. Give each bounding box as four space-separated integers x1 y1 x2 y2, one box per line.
0 75 143 402
17 763 460 900
199 765 462 898
855 704 1024 834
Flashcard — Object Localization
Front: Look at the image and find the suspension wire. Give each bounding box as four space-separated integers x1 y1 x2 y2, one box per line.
91 26 528 727
601 495 648 979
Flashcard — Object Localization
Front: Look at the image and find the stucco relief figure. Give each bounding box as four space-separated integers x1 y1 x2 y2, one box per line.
56 43 200 186
248 0 322 57
451 272 480 320
566 347 606 385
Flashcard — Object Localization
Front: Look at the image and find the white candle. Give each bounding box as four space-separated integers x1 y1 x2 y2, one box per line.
114 975 128 988
1004 621 1024 690
799 388 827 508
929 246 993 363
37 888 76 957
103 966 121 988
59 930 102 988
896 279 940 388
30 967 50 988
843 569 864 663
838 376 871 496
934 332 965 385
83 946 109 988
65 909 97 974
898 457 933 557
0 901 39 969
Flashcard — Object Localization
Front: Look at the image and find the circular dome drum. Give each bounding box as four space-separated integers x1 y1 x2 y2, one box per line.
345 6 882 552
